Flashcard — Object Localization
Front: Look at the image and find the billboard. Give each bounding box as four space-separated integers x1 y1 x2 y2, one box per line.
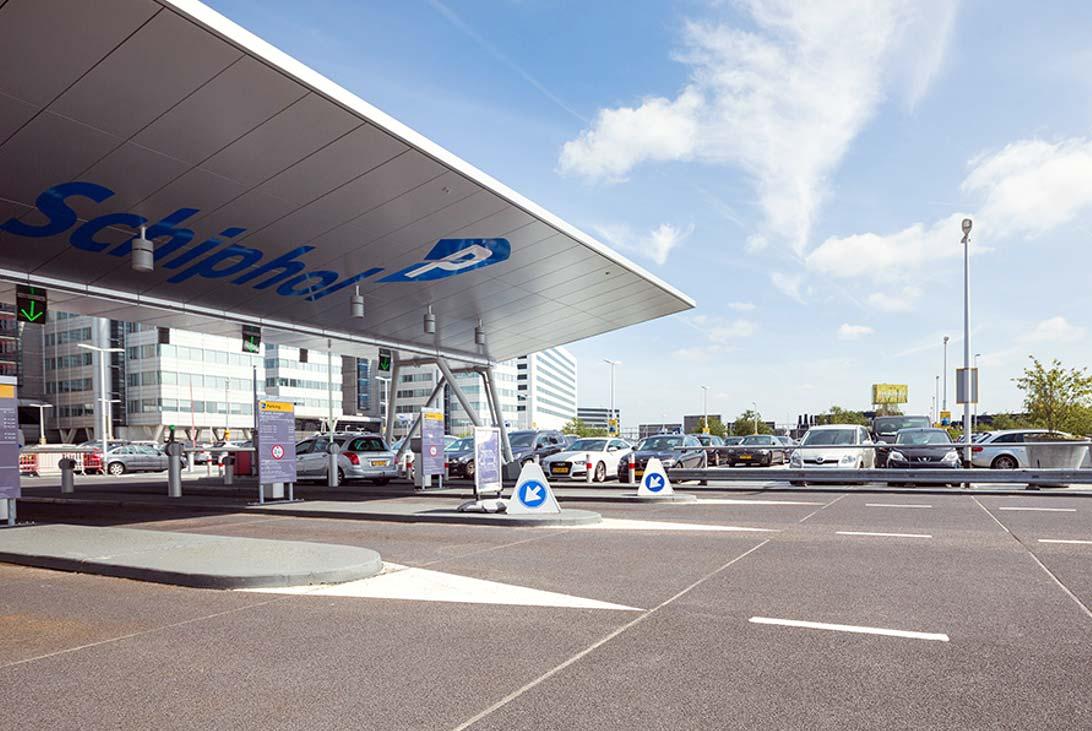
871 384 908 405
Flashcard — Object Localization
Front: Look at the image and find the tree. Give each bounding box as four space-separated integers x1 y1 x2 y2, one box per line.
732 410 773 435
561 418 607 438
696 415 727 437
1014 357 1092 434
874 404 903 416
816 405 870 426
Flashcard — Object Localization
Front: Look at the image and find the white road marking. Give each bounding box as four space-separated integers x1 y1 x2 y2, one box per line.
836 531 932 539
998 507 1076 512
749 616 949 642
1037 538 1092 545
245 563 639 611
692 499 824 506
865 503 933 509
567 518 779 533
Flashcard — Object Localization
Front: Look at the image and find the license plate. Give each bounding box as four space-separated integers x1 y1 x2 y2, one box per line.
370 460 388 467
740 454 752 460
551 464 570 474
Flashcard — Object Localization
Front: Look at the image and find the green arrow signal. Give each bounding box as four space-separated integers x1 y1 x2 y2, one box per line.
19 300 43 322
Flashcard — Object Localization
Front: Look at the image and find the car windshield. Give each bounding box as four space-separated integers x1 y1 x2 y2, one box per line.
874 416 931 433
802 429 856 446
568 439 607 451
345 437 387 452
508 433 535 448
896 430 951 445
639 436 683 450
723 436 743 445
695 435 713 445
446 438 472 452
741 435 771 445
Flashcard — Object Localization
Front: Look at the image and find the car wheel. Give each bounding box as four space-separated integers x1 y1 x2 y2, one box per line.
595 461 607 482
107 462 125 476
465 460 476 479
992 455 1018 470
711 452 721 467
337 468 345 484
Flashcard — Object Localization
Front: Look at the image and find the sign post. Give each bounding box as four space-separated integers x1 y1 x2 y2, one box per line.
15 285 46 324
473 426 502 500
0 377 21 526
420 408 445 489
256 400 296 503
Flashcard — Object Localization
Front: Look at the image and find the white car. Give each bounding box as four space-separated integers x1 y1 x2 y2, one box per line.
542 437 632 482
789 424 875 484
970 429 1081 469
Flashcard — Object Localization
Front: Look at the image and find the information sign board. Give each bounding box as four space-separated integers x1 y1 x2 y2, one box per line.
257 400 296 484
421 408 445 477
0 378 19 500
474 426 502 496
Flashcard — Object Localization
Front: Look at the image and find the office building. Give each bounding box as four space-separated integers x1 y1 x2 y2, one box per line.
577 406 621 432
638 423 683 439
516 347 577 430
264 344 343 432
683 414 723 434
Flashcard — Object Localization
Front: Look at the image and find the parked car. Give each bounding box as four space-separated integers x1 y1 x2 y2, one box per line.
294 433 398 485
506 429 567 465
542 437 633 482
871 415 931 466
722 435 744 446
445 436 476 478
776 435 797 458
789 424 875 485
970 429 1078 469
731 434 788 466
617 434 707 481
885 428 962 486
102 444 169 475
693 434 732 466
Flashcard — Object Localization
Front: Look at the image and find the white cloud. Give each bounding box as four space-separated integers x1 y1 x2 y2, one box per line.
838 323 875 340
559 1 957 253
963 137 1092 238
1023 316 1086 343
867 286 921 312
727 302 756 312
593 222 695 265
802 133 1092 313
770 271 804 303
688 314 756 342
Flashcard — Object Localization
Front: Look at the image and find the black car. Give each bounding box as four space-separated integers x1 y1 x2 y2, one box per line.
617 434 707 480
730 434 788 466
693 433 732 466
507 429 567 465
445 436 476 478
885 428 962 486
871 415 931 466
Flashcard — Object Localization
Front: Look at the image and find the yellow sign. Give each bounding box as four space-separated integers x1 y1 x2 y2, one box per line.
939 410 952 424
259 400 293 413
422 409 443 424
871 383 908 405
0 385 14 398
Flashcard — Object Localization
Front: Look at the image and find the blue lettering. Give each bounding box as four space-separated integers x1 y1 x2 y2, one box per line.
306 268 384 301
110 207 200 260
232 245 315 289
0 181 113 238
167 240 262 284
379 238 509 283
276 270 339 297
70 212 147 253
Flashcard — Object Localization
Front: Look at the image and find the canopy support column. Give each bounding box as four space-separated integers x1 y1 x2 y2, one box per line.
482 366 513 463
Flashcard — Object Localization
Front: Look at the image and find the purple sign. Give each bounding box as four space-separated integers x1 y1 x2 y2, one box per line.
0 380 19 499
257 400 297 484
420 409 445 477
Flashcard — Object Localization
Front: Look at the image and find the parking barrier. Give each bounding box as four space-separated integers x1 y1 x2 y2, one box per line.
222 455 234 486
585 453 594 484
59 457 76 494
627 453 636 485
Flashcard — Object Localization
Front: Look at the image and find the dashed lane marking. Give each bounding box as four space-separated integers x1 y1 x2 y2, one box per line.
749 616 949 642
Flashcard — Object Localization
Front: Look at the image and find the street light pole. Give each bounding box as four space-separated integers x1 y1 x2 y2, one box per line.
942 335 949 413
34 403 52 445
961 219 973 464
752 401 758 435
603 359 620 435
700 385 709 433
973 352 981 433
78 343 125 461
935 375 940 425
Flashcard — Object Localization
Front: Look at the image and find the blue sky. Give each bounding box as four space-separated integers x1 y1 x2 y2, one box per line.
207 0 1092 427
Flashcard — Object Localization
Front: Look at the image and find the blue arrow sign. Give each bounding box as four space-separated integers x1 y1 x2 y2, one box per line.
518 480 547 508
643 473 665 493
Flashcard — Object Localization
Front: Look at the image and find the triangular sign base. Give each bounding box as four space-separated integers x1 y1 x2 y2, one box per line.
637 457 673 496
505 461 562 514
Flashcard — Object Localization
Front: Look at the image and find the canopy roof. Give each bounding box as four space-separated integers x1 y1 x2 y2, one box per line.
0 0 693 363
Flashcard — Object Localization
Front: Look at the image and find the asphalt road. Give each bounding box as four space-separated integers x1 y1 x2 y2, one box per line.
2 489 1090 729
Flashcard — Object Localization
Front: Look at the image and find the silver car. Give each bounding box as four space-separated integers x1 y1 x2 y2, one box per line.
970 429 1074 469
103 444 169 476
294 433 398 485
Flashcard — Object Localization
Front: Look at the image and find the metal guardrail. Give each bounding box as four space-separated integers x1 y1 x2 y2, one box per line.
668 467 1092 485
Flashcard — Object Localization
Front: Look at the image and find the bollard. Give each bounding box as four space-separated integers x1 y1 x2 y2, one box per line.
327 441 340 488
223 455 234 486
585 453 594 484
59 457 77 494
165 442 184 498
627 453 636 485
